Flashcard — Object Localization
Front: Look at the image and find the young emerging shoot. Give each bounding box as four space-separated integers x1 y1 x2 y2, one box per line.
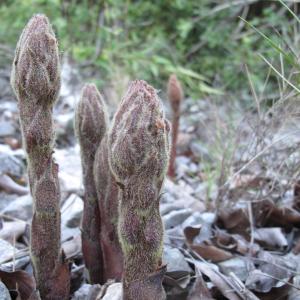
11 15 70 299
108 80 170 300
94 135 123 281
75 83 108 283
167 74 183 178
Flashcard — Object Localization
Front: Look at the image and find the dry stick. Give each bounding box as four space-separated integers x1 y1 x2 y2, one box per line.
223 129 300 188
75 84 108 283
10 14 70 299
183 250 242 300
167 74 183 178
258 272 300 291
108 80 170 300
229 272 260 300
237 255 300 276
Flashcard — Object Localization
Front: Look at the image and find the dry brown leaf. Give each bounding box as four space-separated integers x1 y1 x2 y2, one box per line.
230 174 270 190
214 230 259 255
193 261 240 300
184 226 201 244
184 227 233 262
217 208 250 236
246 269 288 293
187 272 215 300
62 234 81 259
254 200 300 228
213 231 236 251
293 180 300 212
254 284 290 300
0 269 36 300
163 273 191 290
246 251 292 293
47 250 70 299
190 243 233 263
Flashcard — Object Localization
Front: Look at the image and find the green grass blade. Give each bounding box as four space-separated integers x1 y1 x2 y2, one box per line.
259 54 300 94
278 0 300 24
240 16 299 69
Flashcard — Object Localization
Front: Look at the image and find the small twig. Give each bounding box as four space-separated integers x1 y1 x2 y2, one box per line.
229 272 260 300
223 129 300 188
241 255 300 276
259 54 300 94
259 271 300 291
233 5 249 37
247 201 255 252
0 213 28 223
245 64 260 118
182 247 244 299
196 0 259 21
13 232 16 272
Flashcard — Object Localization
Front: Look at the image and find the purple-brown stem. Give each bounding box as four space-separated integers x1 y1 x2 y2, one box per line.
11 15 70 299
108 80 170 299
75 83 108 283
94 135 123 281
167 74 183 178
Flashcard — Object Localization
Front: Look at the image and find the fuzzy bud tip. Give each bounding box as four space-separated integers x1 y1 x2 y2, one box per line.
75 83 108 150
167 74 183 112
109 80 170 183
11 14 60 104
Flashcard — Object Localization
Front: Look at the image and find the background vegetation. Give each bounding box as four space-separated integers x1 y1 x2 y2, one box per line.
0 0 299 102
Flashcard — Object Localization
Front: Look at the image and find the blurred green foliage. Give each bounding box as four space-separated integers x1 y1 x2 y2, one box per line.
0 0 298 98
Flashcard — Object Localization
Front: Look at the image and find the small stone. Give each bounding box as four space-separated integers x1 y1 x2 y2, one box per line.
163 208 193 229
218 257 249 282
190 105 199 113
176 155 191 166
194 182 218 201
61 193 83 240
59 59 81 109
160 203 186 216
0 101 18 114
1 194 32 221
182 212 203 226
0 122 15 137
102 283 122 300
190 141 212 161
55 112 76 146
61 193 83 228
55 147 82 192
0 280 11 300
72 284 93 300
162 179 205 212
0 238 17 264
0 192 19 211
0 71 14 100
0 152 24 177
163 246 192 274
